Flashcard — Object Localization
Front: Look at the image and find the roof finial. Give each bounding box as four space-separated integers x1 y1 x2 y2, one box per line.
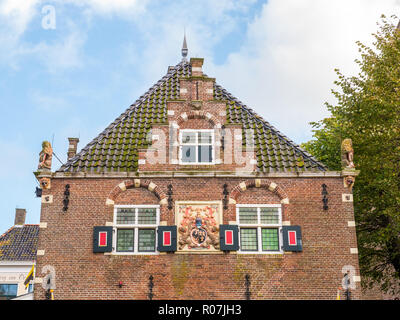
181 30 188 61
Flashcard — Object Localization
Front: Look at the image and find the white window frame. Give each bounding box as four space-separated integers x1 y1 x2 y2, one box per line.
236 204 283 254
112 205 160 255
179 129 215 165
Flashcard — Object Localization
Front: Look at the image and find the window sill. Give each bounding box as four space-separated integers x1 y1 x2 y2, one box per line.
105 252 159 256
237 251 283 255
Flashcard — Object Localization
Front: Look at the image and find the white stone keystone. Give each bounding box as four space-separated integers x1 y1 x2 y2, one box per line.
268 182 277 191
239 182 247 191
118 182 126 191
229 198 236 205
134 179 141 188
255 179 261 188
106 199 114 206
281 198 290 205
148 182 157 192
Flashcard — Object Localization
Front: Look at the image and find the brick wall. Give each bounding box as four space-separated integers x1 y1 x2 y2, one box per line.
34 176 361 300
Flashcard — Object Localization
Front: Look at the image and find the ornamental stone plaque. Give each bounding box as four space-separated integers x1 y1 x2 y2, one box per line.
175 201 222 253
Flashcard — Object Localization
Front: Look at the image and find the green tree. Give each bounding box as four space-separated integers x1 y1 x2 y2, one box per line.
302 15 400 295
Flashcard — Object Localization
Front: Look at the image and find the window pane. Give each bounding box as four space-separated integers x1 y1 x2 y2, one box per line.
116 208 135 224
238 207 258 224
198 145 212 163
117 229 134 252
262 228 279 251
138 229 156 252
181 146 196 163
198 132 212 144
138 208 157 225
0 284 18 299
240 228 258 251
182 132 196 144
260 207 280 224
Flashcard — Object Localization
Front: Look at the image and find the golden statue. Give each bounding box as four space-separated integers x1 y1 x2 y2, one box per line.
38 141 53 170
341 138 355 169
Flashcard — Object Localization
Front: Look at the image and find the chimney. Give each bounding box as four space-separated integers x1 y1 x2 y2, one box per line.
14 208 26 226
67 138 79 159
190 58 204 77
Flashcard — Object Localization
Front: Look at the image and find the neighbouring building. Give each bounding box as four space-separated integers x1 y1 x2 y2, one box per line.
34 38 361 300
0 209 38 300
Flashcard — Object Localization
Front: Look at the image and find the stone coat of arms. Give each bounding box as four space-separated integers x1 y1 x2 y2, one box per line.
177 203 221 251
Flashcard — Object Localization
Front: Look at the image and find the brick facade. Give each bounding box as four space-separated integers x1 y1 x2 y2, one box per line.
34 57 362 300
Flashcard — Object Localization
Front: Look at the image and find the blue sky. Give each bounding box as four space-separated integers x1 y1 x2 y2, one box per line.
0 0 399 233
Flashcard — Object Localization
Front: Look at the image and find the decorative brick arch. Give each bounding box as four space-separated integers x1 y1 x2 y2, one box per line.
176 110 221 128
228 179 289 205
105 179 168 206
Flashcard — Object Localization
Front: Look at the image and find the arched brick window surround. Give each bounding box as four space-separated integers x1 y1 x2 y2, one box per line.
176 110 222 128
228 179 290 206
105 179 168 206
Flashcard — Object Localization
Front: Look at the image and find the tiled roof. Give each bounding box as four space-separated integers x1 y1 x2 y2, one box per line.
59 60 327 173
0 225 39 261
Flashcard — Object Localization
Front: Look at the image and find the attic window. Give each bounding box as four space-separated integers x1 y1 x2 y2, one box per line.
179 130 214 165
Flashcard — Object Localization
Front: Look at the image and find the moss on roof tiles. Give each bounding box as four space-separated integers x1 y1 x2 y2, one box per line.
0 225 39 261
59 60 326 173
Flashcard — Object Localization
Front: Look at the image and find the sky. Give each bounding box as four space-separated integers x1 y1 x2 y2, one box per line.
0 0 399 233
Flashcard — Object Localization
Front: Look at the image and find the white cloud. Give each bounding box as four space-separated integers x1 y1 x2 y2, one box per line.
0 0 39 35
0 0 149 70
210 0 400 143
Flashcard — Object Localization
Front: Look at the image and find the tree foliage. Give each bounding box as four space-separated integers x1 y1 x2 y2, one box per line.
302 15 400 295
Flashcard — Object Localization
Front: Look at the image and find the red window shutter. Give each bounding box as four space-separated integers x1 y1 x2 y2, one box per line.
163 231 171 246
282 226 302 252
288 231 297 246
99 232 107 247
225 230 233 246
93 226 113 253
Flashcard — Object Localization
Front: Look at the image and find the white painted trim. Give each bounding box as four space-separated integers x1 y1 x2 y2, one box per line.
112 205 160 255
236 204 283 254
52 171 344 179
0 261 35 266
179 129 215 165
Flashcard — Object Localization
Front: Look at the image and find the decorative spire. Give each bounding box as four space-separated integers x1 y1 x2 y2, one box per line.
181 32 188 61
